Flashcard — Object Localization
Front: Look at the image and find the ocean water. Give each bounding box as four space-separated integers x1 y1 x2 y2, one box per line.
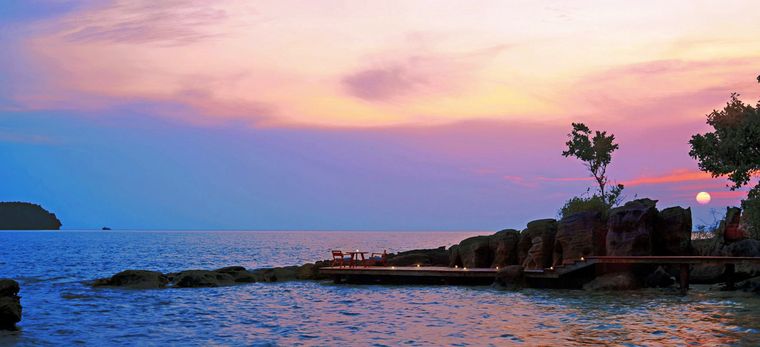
1 230 759 346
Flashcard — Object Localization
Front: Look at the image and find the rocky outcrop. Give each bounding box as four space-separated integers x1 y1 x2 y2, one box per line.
214 266 258 283
93 270 168 289
518 219 556 270
0 202 62 230
553 211 606 266
387 247 449 267
606 199 658 256
448 229 520 268
721 207 746 242
171 270 236 288
93 262 331 289
0 279 21 331
654 207 692 256
583 272 640 291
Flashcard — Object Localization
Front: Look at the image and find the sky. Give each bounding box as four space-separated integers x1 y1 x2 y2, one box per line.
1 0 759 230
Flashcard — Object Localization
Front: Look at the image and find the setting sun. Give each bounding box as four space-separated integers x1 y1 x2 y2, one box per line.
696 191 712 205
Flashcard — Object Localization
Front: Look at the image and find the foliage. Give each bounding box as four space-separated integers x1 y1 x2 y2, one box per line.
562 122 623 202
689 77 760 238
742 187 760 239
558 185 625 220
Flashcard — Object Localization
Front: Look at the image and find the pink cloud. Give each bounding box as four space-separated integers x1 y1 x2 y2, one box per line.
622 169 716 186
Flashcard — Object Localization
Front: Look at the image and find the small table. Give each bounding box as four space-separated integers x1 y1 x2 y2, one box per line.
346 251 368 267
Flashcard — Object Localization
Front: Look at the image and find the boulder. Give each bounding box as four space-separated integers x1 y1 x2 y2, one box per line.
214 266 258 283
723 239 760 257
93 270 168 289
494 265 524 289
172 270 235 288
490 230 520 268
721 207 746 242
0 279 21 331
518 219 557 268
737 276 760 293
448 230 520 268
387 247 449 267
583 272 640 291
645 266 675 288
653 206 692 256
449 235 493 268
606 199 658 256
250 266 301 282
522 237 546 270
553 211 606 266
723 239 760 279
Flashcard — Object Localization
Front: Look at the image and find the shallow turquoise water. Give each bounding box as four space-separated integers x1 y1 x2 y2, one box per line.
1 231 759 346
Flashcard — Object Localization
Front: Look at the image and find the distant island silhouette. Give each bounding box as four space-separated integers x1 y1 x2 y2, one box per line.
0 202 61 230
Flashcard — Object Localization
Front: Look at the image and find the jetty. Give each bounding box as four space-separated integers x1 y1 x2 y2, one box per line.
321 256 760 294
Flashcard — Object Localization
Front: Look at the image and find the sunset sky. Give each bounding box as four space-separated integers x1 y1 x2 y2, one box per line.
1 0 759 229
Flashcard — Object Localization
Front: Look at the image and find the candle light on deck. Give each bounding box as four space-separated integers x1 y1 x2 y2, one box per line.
391 266 396 269
580 256 585 261
416 264 420 267
454 265 458 268
549 266 554 270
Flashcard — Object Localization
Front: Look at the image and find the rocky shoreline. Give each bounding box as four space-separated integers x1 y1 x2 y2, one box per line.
88 199 760 294
0 279 22 331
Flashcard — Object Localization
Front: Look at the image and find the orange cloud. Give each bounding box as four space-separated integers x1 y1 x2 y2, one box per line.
622 169 716 186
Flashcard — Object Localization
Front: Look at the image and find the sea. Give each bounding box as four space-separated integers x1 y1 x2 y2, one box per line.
1 230 759 346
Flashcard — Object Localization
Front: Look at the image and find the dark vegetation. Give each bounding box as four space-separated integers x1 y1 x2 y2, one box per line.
689 76 760 239
560 123 624 219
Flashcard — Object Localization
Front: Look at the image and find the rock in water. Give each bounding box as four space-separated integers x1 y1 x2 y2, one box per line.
553 211 606 266
518 219 557 269
387 247 449 267
172 270 235 288
606 199 658 256
214 266 258 283
583 272 640 291
495 265 524 289
93 270 169 289
0 279 21 331
0 202 62 230
653 206 692 256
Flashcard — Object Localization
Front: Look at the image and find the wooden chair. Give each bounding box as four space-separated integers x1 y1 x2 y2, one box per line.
331 250 351 267
369 250 388 266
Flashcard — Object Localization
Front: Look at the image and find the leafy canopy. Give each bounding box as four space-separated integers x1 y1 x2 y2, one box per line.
689 77 760 238
562 122 622 202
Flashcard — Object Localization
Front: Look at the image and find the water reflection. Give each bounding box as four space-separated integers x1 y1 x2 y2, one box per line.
0 231 758 346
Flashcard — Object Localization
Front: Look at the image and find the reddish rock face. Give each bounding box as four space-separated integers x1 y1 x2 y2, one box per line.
522 237 546 270
606 199 659 256
553 211 606 267
723 207 747 242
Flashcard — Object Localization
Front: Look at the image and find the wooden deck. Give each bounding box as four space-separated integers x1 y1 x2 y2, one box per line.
321 256 760 292
320 266 498 285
